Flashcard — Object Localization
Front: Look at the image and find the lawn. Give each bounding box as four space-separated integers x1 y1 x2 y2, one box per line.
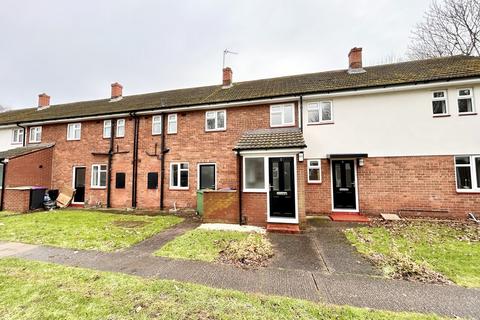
0 258 444 320
155 229 263 262
0 210 183 252
0 211 18 218
345 220 480 287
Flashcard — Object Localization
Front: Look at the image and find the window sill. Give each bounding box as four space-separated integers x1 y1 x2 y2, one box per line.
432 114 450 118
205 129 226 132
243 189 267 193
307 121 334 126
90 187 107 190
167 132 177 135
307 181 322 184
456 189 480 194
152 133 162 136
29 141 41 144
169 187 189 191
458 112 477 116
270 124 296 128
67 139 81 141
11 142 23 145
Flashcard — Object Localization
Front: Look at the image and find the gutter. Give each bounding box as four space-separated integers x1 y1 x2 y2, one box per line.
130 112 139 208
0 159 7 211
106 119 116 208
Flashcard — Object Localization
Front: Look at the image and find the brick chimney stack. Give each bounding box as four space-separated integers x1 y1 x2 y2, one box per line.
111 82 123 99
222 67 233 88
348 47 365 74
38 93 50 109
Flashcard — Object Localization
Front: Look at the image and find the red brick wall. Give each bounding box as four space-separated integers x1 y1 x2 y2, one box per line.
242 193 268 226
202 190 239 224
5 147 53 188
305 156 480 218
3 189 30 212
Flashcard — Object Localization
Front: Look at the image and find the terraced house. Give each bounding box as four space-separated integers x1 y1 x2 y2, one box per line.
0 48 479 231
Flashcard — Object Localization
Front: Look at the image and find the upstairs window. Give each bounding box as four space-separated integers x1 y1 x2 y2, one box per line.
307 101 333 124
307 160 321 183
170 163 189 189
29 126 42 143
91 164 107 188
67 123 81 141
116 119 125 137
455 155 480 192
270 104 294 127
103 120 112 138
152 115 162 135
167 114 177 134
458 88 474 114
432 90 448 116
11 128 24 144
205 110 226 131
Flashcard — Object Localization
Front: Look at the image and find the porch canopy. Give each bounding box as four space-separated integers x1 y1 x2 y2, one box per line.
233 128 306 152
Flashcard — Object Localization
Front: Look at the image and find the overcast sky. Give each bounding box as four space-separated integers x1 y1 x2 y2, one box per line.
0 0 431 109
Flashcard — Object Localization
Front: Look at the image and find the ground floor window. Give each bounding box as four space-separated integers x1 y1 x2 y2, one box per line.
198 164 216 190
91 164 107 188
147 172 159 189
115 172 125 189
244 157 265 191
455 155 480 192
307 160 321 183
170 163 189 189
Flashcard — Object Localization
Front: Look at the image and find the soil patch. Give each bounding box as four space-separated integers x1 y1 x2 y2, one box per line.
217 234 274 269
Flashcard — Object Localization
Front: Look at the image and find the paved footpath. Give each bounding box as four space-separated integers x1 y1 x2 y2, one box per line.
1 239 479 319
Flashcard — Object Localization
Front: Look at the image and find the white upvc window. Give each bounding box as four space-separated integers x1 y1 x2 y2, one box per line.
307 160 322 183
29 126 42 143
103 120 112 138
205 110 226 131
91 164 107 188
152 115 162 135
243 157 267 192
67 123 81 141
11 128 24 144
306 101 333 124
270 103 295 127
457 88 475 114
167 114 177 134
455 155 480 192
170 162 189 189
432 90 448 116
116 119 125 137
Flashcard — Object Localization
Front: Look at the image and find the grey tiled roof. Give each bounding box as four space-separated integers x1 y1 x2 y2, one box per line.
0 55 479 125
0 143 55 160
234 128 306 150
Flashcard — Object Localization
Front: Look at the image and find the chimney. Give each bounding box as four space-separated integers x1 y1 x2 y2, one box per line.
348 47 365 74
38 93 50 109
222 67 233 88
111 82 123 100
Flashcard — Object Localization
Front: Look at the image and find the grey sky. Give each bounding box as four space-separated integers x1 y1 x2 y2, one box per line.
0 0 430 109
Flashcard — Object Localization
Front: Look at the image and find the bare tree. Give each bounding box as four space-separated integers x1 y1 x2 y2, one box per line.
408 0 480 59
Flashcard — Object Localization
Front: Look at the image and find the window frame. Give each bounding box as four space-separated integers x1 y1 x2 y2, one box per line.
91 164 107 189
205 110 227 132
152 115 162 135
454 155 480 193
431 90 449 116
167 114 177 134
116 119 125 138
242 156 268 192
270 103 295 127
457 88 476 115
306 101 334 125
29 126 42 143
197 163 217 190
307 159 322 183
170 162 189 190
103 120 112 138
11 128 24 144
67 123 82 141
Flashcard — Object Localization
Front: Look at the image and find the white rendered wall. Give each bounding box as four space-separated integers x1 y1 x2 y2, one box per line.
302 83 480 159
0 127 23 151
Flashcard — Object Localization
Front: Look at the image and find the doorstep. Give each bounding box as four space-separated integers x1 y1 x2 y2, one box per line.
329 213 370 223
267 223 301 234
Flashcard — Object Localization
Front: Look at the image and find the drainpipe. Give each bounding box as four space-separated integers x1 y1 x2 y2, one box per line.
237 152 243 225
106 119 116 208
299 96 303 132
0 159 7 211
16 123 26 146
130 112 139 208
160 114 167 210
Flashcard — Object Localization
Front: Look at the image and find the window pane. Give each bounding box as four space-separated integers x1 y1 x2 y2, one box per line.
172 165 178 186
476 158 480 188
181 163 188 170
180 170 188 187
456 166 472 189
321 102 332 121
200 165 215 189
272 161 280 191
245 158 265 189
283 106 293 124
207 118 216 130
100 171 106 187
147 172 158 189
309 168 320 181
433 91 444 98
308 108 320 123
432 101 446 114
92 166 99 186
271 112 282 126
458 98 473 113
345 162 352 187
284 161 291 191
217 111 225 128
104 121 111 138
455 156 470 165
335 164 342 188
459 89 471 96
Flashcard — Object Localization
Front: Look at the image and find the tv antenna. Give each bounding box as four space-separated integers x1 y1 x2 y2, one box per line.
223 49 238 68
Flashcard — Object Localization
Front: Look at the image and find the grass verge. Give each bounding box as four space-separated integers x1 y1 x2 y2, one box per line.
0 210 183 252
0 258 445 319
345 220 480 287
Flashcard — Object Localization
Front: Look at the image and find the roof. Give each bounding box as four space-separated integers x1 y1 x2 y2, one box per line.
1 55 480 125
0 143 55 160
234 128 306 150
